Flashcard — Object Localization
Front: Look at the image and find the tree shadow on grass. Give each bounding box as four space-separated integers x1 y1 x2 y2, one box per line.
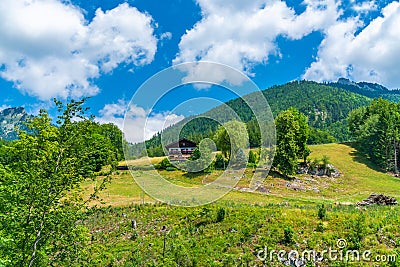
345 142 385 173
267 169 296 181
182 171 209 179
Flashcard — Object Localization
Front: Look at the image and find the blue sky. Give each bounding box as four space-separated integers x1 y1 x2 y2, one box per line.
0 0 400 142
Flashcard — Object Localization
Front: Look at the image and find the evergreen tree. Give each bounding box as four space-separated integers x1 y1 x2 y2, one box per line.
348 98 400 173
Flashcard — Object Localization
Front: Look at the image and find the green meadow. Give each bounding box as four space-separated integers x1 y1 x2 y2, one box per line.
78 143 400 266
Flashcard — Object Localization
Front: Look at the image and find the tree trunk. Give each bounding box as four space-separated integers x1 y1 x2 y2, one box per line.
29 219 44 267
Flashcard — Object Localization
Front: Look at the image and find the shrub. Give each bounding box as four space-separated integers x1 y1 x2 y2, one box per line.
247 163 257 168
131 230 138 240
248 150 258 164
321 155 330 169
216 208 225 223
214 153 226 169
318 204 327 220
155 158 173 170
283 226 294 244
316 222 324 232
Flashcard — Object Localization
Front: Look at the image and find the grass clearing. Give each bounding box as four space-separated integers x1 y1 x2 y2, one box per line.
83 143 400 207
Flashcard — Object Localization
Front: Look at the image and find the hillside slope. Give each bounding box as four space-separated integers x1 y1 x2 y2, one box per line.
89 143 400 206
140 81 372 154
81 142 400 266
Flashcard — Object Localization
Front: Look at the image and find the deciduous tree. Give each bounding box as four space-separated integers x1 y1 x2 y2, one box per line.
0 99 115 266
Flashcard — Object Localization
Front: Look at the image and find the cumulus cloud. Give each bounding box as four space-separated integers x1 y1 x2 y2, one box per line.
303 1 400 88
352 0 378 13
96 100 184 143
0 0 157 100
173 0 340 85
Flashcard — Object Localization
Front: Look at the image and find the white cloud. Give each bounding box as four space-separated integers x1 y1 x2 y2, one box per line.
173 0 340 85
304 1 400 88
96 100 184 143
352 0 378 13
0 1 157 100
160 32 172 40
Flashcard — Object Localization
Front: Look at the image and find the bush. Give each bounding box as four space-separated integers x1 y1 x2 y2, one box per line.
186 147 214 173
247 163 257 168
214 153 227 169
318 204 327 220
248 150 258 164
155 158 173 170
283 226 294 244
216 208 225 223
321 155 330 169
203 166 213 173
166 166 177 171
131 230 138 240
316 222 324 232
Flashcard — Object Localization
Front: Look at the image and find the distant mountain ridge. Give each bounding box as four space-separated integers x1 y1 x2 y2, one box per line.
329 78 400 102
0 107 33 140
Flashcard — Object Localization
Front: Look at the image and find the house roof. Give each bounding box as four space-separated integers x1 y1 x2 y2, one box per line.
165 138 196 149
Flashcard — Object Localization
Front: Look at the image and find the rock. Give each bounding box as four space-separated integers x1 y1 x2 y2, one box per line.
304 177 317 183
296 167 308 174
357 193 398 206
308 187 320 193
286 182 305 191
297 164 341 178
326 164 340 177
256 185 270 193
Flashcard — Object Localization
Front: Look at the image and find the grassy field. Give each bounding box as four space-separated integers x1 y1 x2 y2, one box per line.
82 203 400 266
84 143 400 206
77 143 400 266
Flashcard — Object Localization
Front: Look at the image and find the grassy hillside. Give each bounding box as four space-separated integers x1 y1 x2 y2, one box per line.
87 143 400 206
79 143 400 266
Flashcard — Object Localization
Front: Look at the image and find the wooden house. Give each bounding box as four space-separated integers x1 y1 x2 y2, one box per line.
165 138 196 161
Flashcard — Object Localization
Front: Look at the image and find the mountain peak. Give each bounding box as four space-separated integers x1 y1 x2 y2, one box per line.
0 107 33 140
337 77 355 85
1 107 27 116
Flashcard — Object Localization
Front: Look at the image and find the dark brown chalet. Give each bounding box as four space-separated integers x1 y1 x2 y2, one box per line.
165 138 197 161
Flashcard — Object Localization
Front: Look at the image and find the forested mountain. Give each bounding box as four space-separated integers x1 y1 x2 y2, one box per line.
0 107 33 140
329 78 400 103
138 81 373 156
